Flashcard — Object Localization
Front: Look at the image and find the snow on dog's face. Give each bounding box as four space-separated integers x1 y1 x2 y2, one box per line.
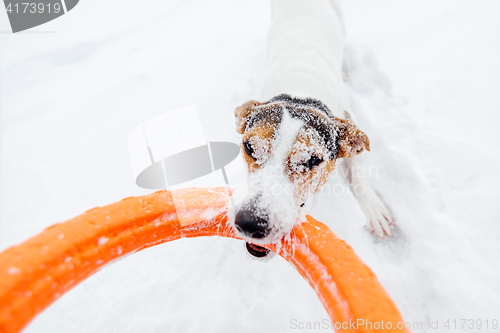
232 95 370 244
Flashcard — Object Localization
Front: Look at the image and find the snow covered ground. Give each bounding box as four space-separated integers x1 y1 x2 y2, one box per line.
1 0 499 332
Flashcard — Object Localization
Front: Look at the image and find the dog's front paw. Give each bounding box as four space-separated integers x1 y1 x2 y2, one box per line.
356 188 394 238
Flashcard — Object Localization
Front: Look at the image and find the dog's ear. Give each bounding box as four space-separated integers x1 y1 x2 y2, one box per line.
234 100 263 134
335 118 370 158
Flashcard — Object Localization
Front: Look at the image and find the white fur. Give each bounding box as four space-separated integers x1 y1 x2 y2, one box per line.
258 0 394 237
241 111 305 244
259 0 349 118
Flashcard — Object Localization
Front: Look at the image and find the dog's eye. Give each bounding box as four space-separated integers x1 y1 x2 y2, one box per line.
303 156 323 169
243 141 255 158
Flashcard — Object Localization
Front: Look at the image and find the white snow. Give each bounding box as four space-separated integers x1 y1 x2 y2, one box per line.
7 267 21 275
249 135 272 166
98 237 109 246
1 0 499 332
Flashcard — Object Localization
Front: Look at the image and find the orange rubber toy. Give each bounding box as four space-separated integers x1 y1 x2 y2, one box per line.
0 188 409 333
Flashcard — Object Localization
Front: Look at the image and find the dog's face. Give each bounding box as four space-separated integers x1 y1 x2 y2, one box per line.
232 96 370 243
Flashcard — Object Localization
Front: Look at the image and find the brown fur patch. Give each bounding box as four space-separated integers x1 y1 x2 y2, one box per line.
286 132 337 204
234 100 263 134
334 118 370 158
241 123 277 173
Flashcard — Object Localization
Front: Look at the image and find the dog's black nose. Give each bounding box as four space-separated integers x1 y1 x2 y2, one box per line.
234 208 271 239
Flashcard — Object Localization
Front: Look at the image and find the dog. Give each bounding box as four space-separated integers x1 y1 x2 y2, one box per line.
232 0 394 257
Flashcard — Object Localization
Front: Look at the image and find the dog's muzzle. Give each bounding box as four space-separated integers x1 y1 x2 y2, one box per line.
234 195 273 259
234 206 271 239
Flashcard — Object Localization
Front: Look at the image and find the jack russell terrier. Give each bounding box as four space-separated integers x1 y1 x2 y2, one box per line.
232 0 394 257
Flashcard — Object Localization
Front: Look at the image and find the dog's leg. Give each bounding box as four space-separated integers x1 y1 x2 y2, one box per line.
342 154 394 238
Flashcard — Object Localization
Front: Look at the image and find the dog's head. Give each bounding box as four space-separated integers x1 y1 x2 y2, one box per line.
232 95 369 243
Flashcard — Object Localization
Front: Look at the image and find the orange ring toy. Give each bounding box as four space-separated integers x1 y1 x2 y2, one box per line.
0 188 409 333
